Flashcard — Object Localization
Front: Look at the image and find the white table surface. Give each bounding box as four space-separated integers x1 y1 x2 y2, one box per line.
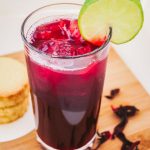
0 0 150 94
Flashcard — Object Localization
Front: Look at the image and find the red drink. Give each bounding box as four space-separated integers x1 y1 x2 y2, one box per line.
21 3 110 150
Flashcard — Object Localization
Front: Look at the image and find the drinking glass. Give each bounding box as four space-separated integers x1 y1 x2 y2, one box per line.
21 2 111 150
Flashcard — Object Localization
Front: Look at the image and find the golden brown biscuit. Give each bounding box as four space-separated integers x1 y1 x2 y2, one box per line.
0 84 29 108
0 97 28 124
0 57 28 97
0 57 29 124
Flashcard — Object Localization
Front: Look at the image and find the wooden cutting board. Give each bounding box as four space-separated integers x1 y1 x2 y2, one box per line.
0 48 150 150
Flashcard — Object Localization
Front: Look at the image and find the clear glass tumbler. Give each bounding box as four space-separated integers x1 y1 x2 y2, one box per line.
21 2 111 150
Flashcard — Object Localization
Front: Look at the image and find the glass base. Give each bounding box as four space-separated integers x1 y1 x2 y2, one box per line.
36 133 96 150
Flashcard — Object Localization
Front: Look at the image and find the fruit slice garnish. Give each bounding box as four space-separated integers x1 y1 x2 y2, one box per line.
78 0 144 44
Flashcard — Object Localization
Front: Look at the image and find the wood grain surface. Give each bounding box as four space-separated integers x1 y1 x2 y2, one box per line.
0 48 150 150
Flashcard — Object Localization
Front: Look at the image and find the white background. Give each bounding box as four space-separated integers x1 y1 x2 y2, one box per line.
0 0 150 94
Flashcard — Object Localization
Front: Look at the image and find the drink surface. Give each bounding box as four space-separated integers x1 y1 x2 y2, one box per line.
30 19 105 56
26 18 107 149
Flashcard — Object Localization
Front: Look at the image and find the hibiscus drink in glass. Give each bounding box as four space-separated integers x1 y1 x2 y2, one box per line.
21 3 111 150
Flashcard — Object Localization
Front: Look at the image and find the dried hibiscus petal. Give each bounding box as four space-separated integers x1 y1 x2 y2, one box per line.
105 95 113 99
123 106 139 117
111 105 127 119
117 132 140 150
111 105 139 119
111 88 120 97
112 117 128 139
105 88 120 99
111 105 140 150
86 131 111 150
97 131 111 145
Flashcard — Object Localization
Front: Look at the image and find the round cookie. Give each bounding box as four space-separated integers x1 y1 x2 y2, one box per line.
0 57 28 97
0 84 29 108
0 98 28 124
0 57 29 124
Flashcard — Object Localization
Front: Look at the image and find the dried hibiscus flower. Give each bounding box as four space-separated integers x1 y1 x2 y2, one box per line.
111 105 140 150
86 131 111 150
117 132 140 150
112 106 139 118
112 116 128 139
94 131 111 149
105 88 120 99
97 131 111 144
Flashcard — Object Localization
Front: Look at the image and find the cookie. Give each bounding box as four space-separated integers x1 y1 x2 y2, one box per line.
0 57 29 124
0 98 28 124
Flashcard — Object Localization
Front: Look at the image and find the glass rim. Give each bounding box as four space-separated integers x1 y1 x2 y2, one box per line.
21 3 112 59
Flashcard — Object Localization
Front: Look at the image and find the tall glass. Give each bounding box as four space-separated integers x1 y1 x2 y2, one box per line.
21 3 111 150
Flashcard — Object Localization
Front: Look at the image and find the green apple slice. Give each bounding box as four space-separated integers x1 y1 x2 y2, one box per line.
78 0 144 44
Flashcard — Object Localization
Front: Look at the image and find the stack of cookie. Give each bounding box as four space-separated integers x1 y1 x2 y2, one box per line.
0 57 29 124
